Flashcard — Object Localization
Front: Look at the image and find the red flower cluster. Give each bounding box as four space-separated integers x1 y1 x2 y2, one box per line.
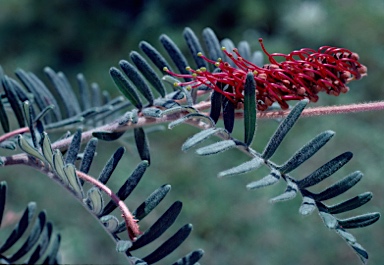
164 39 367 111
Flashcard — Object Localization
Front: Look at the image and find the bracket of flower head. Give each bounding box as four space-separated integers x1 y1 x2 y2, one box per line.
164 38 367 111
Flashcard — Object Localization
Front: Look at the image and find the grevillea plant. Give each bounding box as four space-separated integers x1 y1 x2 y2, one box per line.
0 27 381 264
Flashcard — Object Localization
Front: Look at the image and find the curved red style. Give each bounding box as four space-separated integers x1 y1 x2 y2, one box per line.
164 39 367 111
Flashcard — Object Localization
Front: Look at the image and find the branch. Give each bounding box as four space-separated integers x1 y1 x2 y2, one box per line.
0 127 29 143
49 100 384 152
1 154 141 241
76 171 141 240
256 101 384 119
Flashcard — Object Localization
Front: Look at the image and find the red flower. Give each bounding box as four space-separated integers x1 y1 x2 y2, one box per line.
164 39 367 111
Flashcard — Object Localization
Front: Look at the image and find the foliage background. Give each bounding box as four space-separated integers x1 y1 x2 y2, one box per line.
0 0 383 264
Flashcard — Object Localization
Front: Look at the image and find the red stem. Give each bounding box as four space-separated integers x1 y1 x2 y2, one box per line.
0 127 29 143
76 171 141 240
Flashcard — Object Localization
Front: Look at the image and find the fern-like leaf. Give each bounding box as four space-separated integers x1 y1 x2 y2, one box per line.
0 182 61 264
243 72 257 146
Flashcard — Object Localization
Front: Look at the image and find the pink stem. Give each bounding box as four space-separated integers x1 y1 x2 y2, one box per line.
49 100 384 153
256 101 384 119
76 170 141 240
0 127 29 143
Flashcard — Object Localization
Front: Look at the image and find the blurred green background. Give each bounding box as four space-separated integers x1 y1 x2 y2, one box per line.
0 0 384 264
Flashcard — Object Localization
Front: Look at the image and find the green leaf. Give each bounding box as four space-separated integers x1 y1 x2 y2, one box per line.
133 184 171 222
222 98 235 133
335 229 368 264
58 71 82 113
63 164 84 198
98 147 125 185
173 249 204 265
44 67 81 117
160 34 191 81
162 106 197 116
252 51 264 66
118 111 134 126
5 77 30 104
92 130 126 141
22 101 38 148
143 224 192 264
41 132 54 167
53 149 68 185
22 101 32 131
130 201 182 251
154 99 179 110
126 257 147 264
101 161 148 216
246 169 281 190
16 69 61 122
0 94 10 133
195 140 236 156
110 67 142 109
139 41 172 73
79 138 98 174
269 178 298 203
238 41 251 60
279 130 335 174
18 135 45 162
202 27 223 62
262 100 308 160
221 38 235 62
209 90 223 124
33 104 55 123
42 234 61 264
314 171 363 201
319 211 338 229
336 228 356 243
0 141 16 150
2 75 26 128
65 128 82 165
44 115 84 130
328 192 373 214
141 107 162 118
76 73 91 111
182 127 229 152
8 211 46 263
134 128 150 164
119 60 154 105
91 82 102 107
130 51 166 97
298 196 316 215
298 152 353 189
100 215 119 233
0 181 7 228
0 202 36 252
116 240 132 253
183 27 207 69
85 187 104 215
338 213 380 229
243 72 257 146
168 113 214 129
27 222 53 264
117 184 172 234
218 157 263 178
